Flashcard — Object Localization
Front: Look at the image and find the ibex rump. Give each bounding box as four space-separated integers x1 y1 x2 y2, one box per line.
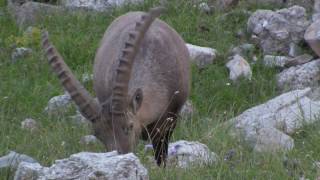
42 7 190 166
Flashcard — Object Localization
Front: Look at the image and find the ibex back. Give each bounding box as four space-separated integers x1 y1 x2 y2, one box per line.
42 7 190 166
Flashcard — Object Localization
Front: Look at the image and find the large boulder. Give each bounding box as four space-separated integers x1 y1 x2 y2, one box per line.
14 151 148 180
247 6 310 56
277 59 320 91
305 20 320 57
229 88 320 152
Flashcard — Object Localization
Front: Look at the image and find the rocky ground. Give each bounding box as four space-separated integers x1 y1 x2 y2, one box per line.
1 0 320 179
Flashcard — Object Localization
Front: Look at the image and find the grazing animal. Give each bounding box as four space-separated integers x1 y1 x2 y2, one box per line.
41 7 190 166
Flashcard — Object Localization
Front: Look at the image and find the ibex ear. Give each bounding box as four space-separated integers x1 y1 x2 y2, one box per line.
131 88 143 114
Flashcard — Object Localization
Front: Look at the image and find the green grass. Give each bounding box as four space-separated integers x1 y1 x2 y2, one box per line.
0 0 320 179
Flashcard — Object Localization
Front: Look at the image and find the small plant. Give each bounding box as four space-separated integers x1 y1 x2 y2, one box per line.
4 26 41 48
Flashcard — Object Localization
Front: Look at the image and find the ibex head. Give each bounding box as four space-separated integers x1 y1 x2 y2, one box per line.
41 7 165 154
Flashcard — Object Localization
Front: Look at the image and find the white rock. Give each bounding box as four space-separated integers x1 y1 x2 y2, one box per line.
61 0 143 12
247 6 310 56
11 47 32 63
186 43 217 69
277 59 320 91
304 20 320 57
166 140 218 168
179 100 194 118
21 118 38 132
80 135 98 145
263 55 291 68
229 88 320 152
226 54 252 81
0 151 37 169
14 151 148 180
45 93 72 115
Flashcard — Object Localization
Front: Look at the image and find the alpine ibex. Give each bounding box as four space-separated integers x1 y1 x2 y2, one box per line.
41 7 190 166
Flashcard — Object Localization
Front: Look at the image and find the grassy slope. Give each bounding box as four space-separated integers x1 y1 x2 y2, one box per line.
0 0 320 179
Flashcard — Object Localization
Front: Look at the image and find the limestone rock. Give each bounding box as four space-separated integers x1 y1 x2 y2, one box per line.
226 54 252 81
229 88 320 152
263 55 291 68
247 6 310 56
0 151 37 169
11 47 32 63
286 0 315 12
21 118 38 132
14 151 148 180
254 127 294 152
186 43 217 69
80 135 98 145
277 59 320 91
263 54 313 68
45 93 72 115
167 140 218 168
61 0 143 12
284 54 314 68
305 20 320 57
247 0 314 11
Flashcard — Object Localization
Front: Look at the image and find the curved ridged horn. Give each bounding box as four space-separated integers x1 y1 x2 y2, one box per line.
111 7 165 117
41 31 101 123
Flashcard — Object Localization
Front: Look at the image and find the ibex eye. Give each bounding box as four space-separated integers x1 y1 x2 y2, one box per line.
135 94 140 101
122 126 129 135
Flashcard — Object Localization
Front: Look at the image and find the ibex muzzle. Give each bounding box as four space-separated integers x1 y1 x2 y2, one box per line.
41 7 190 166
